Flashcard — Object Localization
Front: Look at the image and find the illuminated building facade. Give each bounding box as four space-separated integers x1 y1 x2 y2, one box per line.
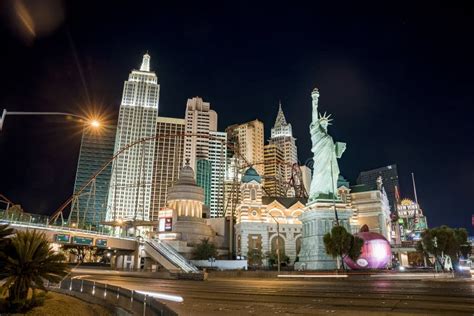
268 103 298 195
72 125 116 226
106 53 160 221
226 119 264 176
183 97 217 171
235 168 307 264
209 131 227 217
150 117 185 221
346 177 392 241
357 164 400 213
196 159 212 209
263 143 285 197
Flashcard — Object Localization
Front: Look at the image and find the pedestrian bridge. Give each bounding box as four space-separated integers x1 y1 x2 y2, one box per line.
2 216 199 273
4 220 138 250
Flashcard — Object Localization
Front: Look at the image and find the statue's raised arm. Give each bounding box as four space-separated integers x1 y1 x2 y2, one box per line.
311 88 320 126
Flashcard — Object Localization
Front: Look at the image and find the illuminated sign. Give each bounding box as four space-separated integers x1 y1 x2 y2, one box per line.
158 233 178 240
158 209 173 218
397 199 423 218
55 234 70 243
165 218 172 231
159 218 173 232
72 236 94 246
95 239 108 247
158 209 173 232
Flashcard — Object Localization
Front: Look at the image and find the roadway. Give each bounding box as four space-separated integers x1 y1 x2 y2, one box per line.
74 273 474 315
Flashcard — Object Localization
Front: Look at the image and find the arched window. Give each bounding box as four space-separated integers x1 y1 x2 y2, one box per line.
271 236 285 254
250 188 256 201
296 237 302 256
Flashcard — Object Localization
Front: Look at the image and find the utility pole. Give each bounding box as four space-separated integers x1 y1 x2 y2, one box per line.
411 173 419 231
330 147 339 226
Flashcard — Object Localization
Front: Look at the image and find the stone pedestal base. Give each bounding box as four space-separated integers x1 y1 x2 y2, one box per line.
295 200 353 271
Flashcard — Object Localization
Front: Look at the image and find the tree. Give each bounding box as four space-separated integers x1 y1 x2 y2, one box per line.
1 230 69 311
266 251 290 267
192 238 218 260
0 223 14 247
323 226 363 270
418 226 471 270
0 224 14 278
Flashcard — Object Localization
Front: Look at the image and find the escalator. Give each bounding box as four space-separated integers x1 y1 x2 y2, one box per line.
144 238 199 273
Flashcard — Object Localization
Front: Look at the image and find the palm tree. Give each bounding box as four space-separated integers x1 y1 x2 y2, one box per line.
0 223 14 246
1 230 69 306
0 224 14 278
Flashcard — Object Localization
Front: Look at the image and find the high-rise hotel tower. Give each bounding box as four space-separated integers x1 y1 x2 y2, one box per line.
267 102 297 196
183 97 226 217
150 117 185 221
183 97 217 170
106 53 160 221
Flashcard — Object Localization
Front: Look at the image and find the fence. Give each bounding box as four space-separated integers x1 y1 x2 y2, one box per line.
49 278 178 316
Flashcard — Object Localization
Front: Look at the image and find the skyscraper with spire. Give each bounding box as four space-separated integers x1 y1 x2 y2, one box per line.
266 102 298 196
106 53 160 221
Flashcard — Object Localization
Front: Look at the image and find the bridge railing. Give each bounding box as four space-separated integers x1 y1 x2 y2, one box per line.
49 277 178 316
0 211 135 240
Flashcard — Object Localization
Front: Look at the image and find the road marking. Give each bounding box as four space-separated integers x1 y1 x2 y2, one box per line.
135 290 184 302
71 275 92 279
277 274 348 278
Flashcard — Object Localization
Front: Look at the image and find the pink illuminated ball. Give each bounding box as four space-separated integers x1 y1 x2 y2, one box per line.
344 232 392 270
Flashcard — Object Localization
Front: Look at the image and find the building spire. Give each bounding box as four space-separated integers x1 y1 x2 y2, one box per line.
274 100 288 128
140 52 150 71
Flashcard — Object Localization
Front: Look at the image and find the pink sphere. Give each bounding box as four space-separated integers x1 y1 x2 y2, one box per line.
344 232 392 270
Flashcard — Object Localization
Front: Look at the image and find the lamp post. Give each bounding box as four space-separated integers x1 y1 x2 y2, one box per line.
268 213 281 272
0 109 101 132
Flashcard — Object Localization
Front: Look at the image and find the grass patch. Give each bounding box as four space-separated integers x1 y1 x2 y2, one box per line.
0 291 112 316
26 292 111 316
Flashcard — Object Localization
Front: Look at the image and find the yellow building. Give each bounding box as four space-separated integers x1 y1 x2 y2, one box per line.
226 119 264 176
263 143 286 197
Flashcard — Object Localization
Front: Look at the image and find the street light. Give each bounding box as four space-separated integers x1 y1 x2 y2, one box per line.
0 109 102 132
268 212 281 272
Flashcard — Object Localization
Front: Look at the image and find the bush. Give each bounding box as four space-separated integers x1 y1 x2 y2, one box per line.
192 238 218 260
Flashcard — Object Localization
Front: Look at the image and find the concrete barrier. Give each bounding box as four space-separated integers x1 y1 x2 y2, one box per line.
190 260 248 270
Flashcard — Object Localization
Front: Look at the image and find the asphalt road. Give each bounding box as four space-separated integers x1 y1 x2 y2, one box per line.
76 274 474 315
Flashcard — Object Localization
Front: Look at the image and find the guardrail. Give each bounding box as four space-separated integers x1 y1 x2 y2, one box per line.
49 278 178 316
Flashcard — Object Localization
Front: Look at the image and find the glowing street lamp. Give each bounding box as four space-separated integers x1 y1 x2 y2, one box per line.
89 119 101 128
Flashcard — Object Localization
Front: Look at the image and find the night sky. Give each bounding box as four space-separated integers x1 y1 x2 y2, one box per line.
0 1 473 233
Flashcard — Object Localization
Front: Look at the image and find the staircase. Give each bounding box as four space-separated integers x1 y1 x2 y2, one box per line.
144 238 199 273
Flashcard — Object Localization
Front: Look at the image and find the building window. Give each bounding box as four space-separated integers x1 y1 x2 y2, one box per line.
250 188 256 201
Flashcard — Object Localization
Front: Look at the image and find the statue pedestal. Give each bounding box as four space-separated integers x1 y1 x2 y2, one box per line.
295 200 353 270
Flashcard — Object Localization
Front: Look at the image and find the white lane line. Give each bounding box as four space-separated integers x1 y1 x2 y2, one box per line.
71 274 92 279
278 274 348 278
135 290 184 302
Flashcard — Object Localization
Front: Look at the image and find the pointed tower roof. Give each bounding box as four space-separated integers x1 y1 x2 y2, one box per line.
274 100 288 128
167 159 204 202
140 52 151 72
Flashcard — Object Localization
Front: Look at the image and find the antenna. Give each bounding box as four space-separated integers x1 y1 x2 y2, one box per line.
411 172 419 206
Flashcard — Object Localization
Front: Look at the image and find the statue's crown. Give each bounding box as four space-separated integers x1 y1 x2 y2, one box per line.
319 112 333 125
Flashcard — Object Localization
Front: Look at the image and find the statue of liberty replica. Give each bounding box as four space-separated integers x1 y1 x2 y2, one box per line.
295 88 354 270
